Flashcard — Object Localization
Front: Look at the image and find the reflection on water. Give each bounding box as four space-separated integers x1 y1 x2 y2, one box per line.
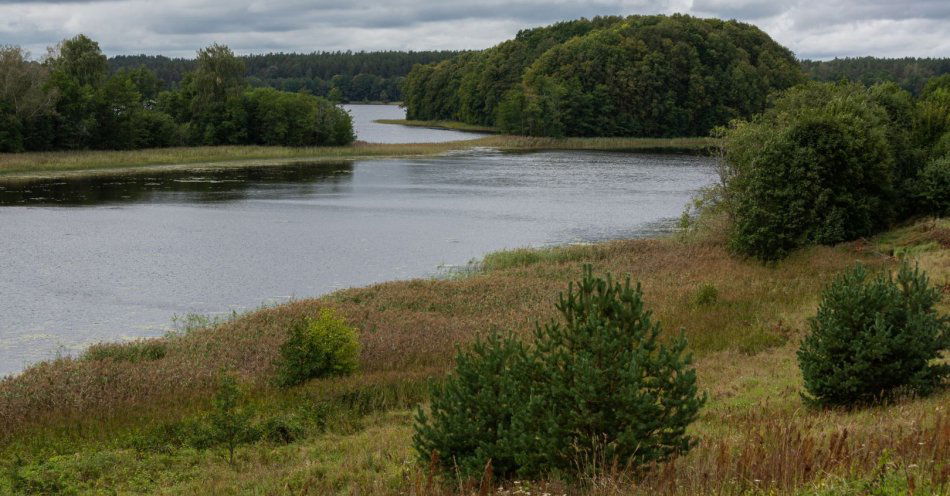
342 104 489 143
0 149 716 376
0 162 354 206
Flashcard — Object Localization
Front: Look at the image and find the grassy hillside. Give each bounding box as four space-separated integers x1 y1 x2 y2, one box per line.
1 218 947 494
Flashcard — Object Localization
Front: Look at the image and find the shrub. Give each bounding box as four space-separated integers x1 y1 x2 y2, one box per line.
273 309 360 387
82 340 166 363
910 156 950 217
694 283 719 306
414 265 705 479
208 374 257 464
258 414 305 444
798 262 949 407
721 82 895 261
413 330 533 478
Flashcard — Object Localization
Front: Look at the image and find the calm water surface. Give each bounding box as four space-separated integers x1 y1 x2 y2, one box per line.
0 106 715 376
341 104 490 143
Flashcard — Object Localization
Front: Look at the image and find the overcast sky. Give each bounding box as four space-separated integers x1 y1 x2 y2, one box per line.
1 0 948 60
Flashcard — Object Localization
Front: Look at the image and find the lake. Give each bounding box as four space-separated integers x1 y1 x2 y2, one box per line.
0 105 716 376
341 103 491 143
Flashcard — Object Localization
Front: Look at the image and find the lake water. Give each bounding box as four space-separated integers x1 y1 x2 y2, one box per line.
341 104 490 143
0 106 716 376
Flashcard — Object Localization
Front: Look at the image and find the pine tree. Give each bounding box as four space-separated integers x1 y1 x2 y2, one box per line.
413 330 533 479
413 265 706 479
798 262 949 407
514 265 705 475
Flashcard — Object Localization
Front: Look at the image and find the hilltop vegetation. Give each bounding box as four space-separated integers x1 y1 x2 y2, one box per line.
403 14 803 137
0 37 354 153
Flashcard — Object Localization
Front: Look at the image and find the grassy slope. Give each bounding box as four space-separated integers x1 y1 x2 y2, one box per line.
0 136 715 182
1 219 948 494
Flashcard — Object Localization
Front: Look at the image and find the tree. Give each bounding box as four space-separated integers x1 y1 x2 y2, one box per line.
188 43 245 112
414 266 705 479
515 265 705 475
798 262 949 407
413 331 533 478
46 34 109 149
208 374 255 465
910 156 950 216
721 82 895 261
0 46 57 151
184 43 247 145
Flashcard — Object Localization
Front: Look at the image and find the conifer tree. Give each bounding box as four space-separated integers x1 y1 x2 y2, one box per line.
798 262 949 407
514 265 705 475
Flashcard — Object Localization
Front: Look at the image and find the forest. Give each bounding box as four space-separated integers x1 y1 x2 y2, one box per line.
802 56 950 96
402 14 804 137
109 50 464 103
0 36 354 152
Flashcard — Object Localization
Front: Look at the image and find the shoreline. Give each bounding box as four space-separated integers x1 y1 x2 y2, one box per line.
1 217 947 493
373 118 500 133
0 136 716 183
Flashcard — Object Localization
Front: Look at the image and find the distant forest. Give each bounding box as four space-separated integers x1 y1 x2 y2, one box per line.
109 51 465 103
108 49 950 109
802 57 950 96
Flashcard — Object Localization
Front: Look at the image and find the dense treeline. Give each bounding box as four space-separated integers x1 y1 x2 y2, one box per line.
802 57 950 96
0 36 353 152
404 14 803 137
717 77 950 261
109 50 464 103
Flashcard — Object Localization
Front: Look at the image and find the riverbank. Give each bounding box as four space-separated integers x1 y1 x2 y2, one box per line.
2 217 947 494
0 136 716 182
373 118 499 133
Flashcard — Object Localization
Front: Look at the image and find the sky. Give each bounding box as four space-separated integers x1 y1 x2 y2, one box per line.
1 0 948 60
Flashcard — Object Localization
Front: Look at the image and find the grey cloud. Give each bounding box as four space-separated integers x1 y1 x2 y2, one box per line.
0 0 947 59
689 0 790 20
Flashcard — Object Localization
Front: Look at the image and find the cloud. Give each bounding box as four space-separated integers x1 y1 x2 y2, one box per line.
0 0 946 60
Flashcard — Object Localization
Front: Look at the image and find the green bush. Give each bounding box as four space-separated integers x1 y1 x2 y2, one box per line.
82 340 166 363
414 265 705 479
721 82 895 261
208 375 258 464
798 262 949 407
413 330 533 478
259 414 305 444
273 309 360 387
694 283 719 306
910 156 950 217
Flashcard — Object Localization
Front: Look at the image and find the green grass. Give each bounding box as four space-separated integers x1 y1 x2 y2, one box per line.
0 135 716 182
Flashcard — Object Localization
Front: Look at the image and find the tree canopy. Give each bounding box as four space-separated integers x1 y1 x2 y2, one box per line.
405 14 803 137
0 36 354 152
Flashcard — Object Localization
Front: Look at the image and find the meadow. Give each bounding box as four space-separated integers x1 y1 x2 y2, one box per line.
1 215 947 495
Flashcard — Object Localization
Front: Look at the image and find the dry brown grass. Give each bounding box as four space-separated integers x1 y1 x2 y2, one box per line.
1 219 947 495
0 228 888 443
